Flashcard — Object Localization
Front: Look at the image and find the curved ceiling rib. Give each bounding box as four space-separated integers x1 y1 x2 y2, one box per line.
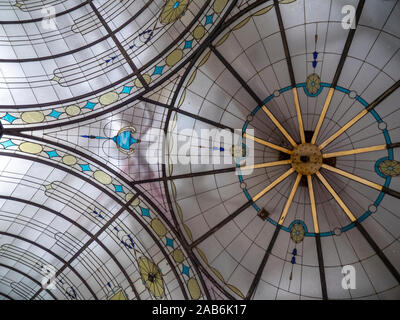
0 232 98 299
0 292 13 300
0 195 140 300
0 1 153 64
0 0 91 24
0 0 212 110
0 263 57 300
4 128 212 300
88 1 149 90
0 148 191 300
30 193 141 300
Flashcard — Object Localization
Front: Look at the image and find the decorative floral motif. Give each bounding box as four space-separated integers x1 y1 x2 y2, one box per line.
379 160 400 177
290 223 305 243
114 127 141 155
160 0 189 25
306 73 321 95
231 144 247 159
138 257 164 298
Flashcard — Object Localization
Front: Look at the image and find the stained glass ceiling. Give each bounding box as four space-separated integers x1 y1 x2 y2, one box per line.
0 0 399 301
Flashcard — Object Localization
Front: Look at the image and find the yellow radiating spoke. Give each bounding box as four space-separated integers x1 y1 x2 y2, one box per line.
252 168 295 202
243 133 292 154
316 171 357 222
323 145 387 158
262 105 297 147
307 175 319 234
321 164 383 191
319 81 400 150
293 88 306 144
240 160 291 171
278 173 302 225
319 109 368 150
311 88 335 145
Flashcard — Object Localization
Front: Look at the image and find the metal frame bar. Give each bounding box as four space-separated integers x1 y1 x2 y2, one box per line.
240 160 291 171
315 171 357 222
244 133 292 154
262 106 297 147
0 292 13 300
139 97 235 132
252 168 295 202
293 88 306 143
319 81 400 150
245 225 281 299
88 1 149 89
189 200 254 249
322 164 400 200
0 147 189 299
209 45 263 106
0 232 98 300
322 164 382 191
356 222 400 284
278 173 302 225
132 167 237 185
0 195 139 300
307 175 319 234
31 193 141 300
0 0 153 63
311 87 335 144
274 0 305 143
0 1 212 111
161 0 241 300
323 145 388 158
312 0 365 144
315 234 328 300
0 263 57 300
210 45 297 147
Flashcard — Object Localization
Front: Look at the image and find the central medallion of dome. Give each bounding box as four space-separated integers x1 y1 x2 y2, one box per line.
290 143 322 175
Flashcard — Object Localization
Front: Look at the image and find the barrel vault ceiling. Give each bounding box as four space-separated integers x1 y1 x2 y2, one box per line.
0 0 399 300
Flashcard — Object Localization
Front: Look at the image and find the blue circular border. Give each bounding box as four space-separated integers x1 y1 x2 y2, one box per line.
237 82 393 237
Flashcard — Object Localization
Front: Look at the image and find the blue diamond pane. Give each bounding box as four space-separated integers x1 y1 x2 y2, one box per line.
2 113 17 124
84 101 97 110
114 184 124 193
205 14 213 25
166 237 174 248
153 65 164 75
140 207 150 217
46 150 60 158
182 264 190 277
184 40 193 49
313 51 318 60
80 164 91 172
49 110 62 119
0 140 16 149
121 86 133 94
